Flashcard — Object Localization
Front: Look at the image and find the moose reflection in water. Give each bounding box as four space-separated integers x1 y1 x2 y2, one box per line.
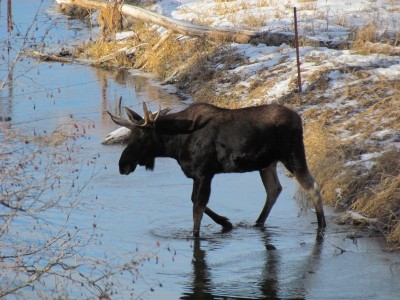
181 229 324 299
107 102 326 237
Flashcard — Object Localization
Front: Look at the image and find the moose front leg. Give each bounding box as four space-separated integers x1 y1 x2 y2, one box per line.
191 176 213 237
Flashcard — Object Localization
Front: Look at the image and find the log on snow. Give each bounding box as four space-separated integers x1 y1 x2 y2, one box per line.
60 0 298 46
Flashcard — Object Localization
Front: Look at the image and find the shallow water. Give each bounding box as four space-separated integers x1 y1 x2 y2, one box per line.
1 1 400 299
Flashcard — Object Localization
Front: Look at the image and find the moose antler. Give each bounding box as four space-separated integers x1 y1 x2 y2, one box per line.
107 111 137 131
142 102 161 126
108 102 166 130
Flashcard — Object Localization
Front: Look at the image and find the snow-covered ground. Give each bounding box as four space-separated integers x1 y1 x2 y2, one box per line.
154 0 399 42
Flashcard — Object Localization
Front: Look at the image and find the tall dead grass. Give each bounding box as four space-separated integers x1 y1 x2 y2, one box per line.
85 40 123 59
303 121 345 207
58 4 93 21
98 4 123 39
141 35 214 80
351 20 400 55
300 73 400 244
303 123 400 245
350 149 400 242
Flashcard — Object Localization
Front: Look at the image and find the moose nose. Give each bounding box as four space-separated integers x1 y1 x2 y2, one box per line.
119 163 136 175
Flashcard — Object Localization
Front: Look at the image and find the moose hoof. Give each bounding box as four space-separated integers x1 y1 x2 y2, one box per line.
254 222 266 228
221 220 233 231
216 215 233 230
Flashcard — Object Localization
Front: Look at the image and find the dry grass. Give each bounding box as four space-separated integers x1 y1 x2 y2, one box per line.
98 4 123 39
341 80 400 142
175 45 244 104
58 4 93 20
351 21 400 55
176 0 281 29
350 149 400 242
299 74 400 243
215 1 241 15
389 223 400 243
297 2 317 11
355 21 378 43
82 21 155 68
142 36 213 80
281 60 400 244
258 0 276 7
303 121 345 207
85 40 122 59
242 12 268 29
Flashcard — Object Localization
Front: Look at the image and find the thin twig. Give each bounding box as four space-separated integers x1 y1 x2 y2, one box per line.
0 0 44 89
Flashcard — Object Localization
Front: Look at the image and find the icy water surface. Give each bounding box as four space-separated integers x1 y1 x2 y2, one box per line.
1 1 400 299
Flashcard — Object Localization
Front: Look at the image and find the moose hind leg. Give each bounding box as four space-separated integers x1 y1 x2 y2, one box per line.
294 169 327 229
255 162 282 226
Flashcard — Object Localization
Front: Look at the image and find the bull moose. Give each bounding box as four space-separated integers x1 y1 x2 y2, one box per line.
107 102 326 237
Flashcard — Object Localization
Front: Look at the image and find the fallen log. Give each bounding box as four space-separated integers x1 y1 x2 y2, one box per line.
27 50 80 64
338 210 379 226
57 0 315 46
28 46 142 66
26 50 107 67
102 126 131 145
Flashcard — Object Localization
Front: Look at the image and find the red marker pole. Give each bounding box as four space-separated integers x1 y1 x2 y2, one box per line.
294 7 302 93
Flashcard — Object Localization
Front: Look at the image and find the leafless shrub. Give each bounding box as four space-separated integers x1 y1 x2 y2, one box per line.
0 119 167 298
1 122 95 297
0 2 164 296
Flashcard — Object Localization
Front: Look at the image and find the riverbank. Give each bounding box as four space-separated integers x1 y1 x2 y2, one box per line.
56 0 400 246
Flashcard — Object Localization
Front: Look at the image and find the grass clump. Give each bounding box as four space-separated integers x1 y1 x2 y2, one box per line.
141 36 215 81
175 45 245 105
350 149 400 243
351 21 400 55
58 4 93 21
85 40 123 59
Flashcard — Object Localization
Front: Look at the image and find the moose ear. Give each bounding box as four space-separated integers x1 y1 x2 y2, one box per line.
159 107 171 116
124 107 143 122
